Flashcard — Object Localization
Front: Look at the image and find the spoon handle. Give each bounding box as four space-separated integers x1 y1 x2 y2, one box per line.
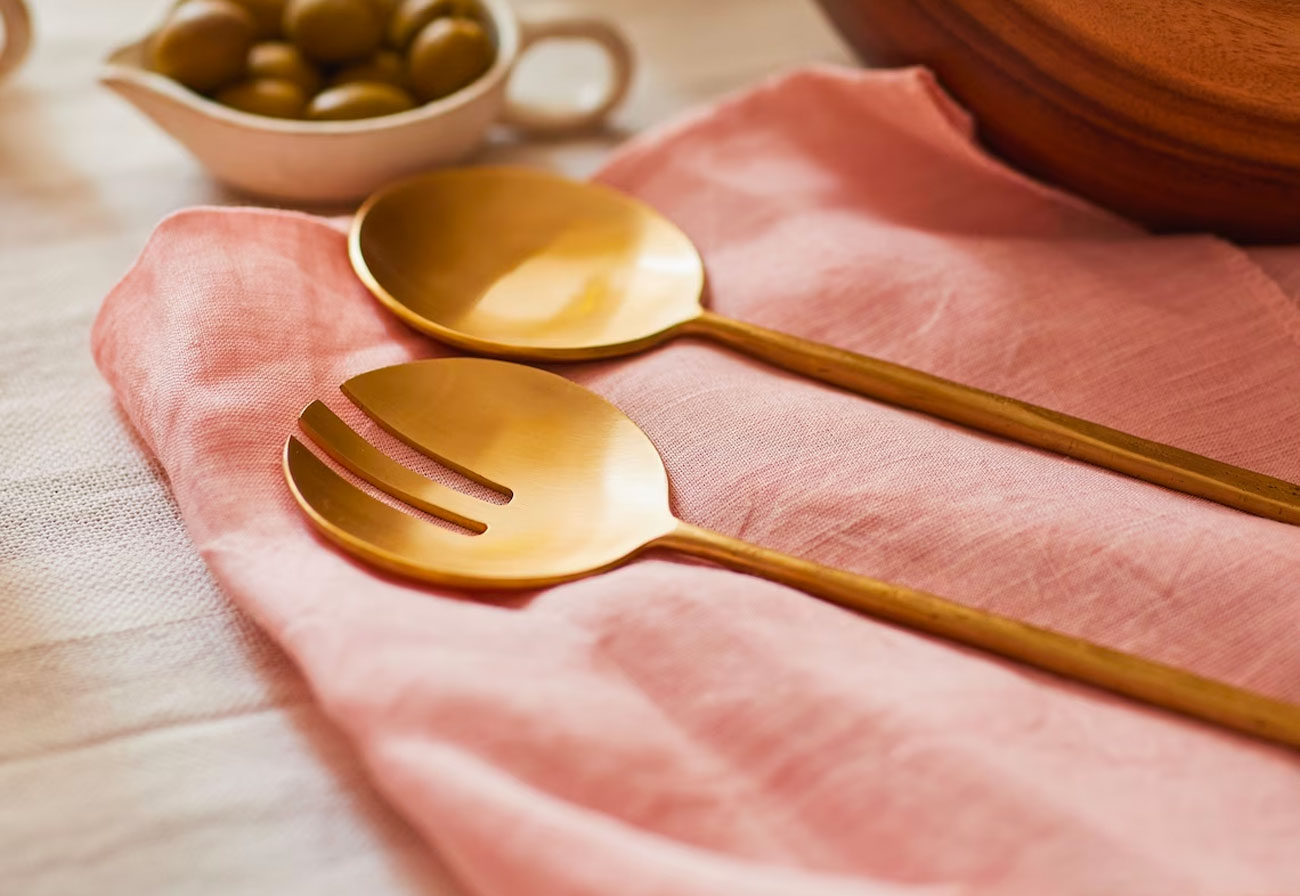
657 521 1300 750
687 311 1300 526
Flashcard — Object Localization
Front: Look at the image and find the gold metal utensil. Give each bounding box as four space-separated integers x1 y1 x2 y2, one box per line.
349 167 1300 526
285 358 1300 749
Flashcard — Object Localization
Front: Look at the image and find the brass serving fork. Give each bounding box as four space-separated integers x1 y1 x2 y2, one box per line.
284 358 1300 749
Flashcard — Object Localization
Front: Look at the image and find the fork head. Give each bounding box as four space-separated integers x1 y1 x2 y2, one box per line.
284 358 677 588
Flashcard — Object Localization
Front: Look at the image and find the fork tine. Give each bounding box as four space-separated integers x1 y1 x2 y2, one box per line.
341 365 522 492
284 437 486 581
298 401 491 532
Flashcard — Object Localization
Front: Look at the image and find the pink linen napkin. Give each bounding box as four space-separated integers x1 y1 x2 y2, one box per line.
92 66 1300 896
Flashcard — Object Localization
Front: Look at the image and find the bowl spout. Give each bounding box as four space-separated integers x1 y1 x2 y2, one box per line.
98 39 215 138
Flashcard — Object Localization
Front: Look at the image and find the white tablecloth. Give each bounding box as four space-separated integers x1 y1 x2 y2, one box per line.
0 0 849 891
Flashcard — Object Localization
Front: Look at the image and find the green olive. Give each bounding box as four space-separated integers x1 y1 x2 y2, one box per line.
283 0 383 64
247 40 322 94
149 0 256 93
405 17 492 102
305 81 416 119
216 77 307 117
386 0 477 49
330 49 405 87
227 0 287 38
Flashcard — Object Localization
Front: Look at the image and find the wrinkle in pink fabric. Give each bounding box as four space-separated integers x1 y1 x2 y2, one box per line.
93 67 1300 896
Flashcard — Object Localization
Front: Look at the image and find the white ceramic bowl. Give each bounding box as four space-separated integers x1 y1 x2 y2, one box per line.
99 0 633 203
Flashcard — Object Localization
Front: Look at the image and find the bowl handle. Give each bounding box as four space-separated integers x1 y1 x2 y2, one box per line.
0 0 32 83
499 14 633 135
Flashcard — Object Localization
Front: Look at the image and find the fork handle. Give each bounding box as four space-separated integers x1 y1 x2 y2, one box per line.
657 521 1300 750
685 311 1300 526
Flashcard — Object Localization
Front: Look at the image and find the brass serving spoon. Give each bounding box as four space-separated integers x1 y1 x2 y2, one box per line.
284 358 1300 749
350 166 1300 526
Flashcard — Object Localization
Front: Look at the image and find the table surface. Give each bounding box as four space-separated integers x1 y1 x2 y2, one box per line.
0 2 849 893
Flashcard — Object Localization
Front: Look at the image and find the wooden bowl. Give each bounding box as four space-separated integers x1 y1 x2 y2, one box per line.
815 0 1300 242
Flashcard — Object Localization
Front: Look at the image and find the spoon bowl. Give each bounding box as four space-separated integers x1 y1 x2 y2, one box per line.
351 167 704 359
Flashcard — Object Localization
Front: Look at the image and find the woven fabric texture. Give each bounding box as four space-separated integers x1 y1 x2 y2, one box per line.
0 243 461 896
90 66 1300 896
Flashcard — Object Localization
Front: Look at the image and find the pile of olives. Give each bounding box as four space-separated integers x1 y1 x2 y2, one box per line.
148 0 496 120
